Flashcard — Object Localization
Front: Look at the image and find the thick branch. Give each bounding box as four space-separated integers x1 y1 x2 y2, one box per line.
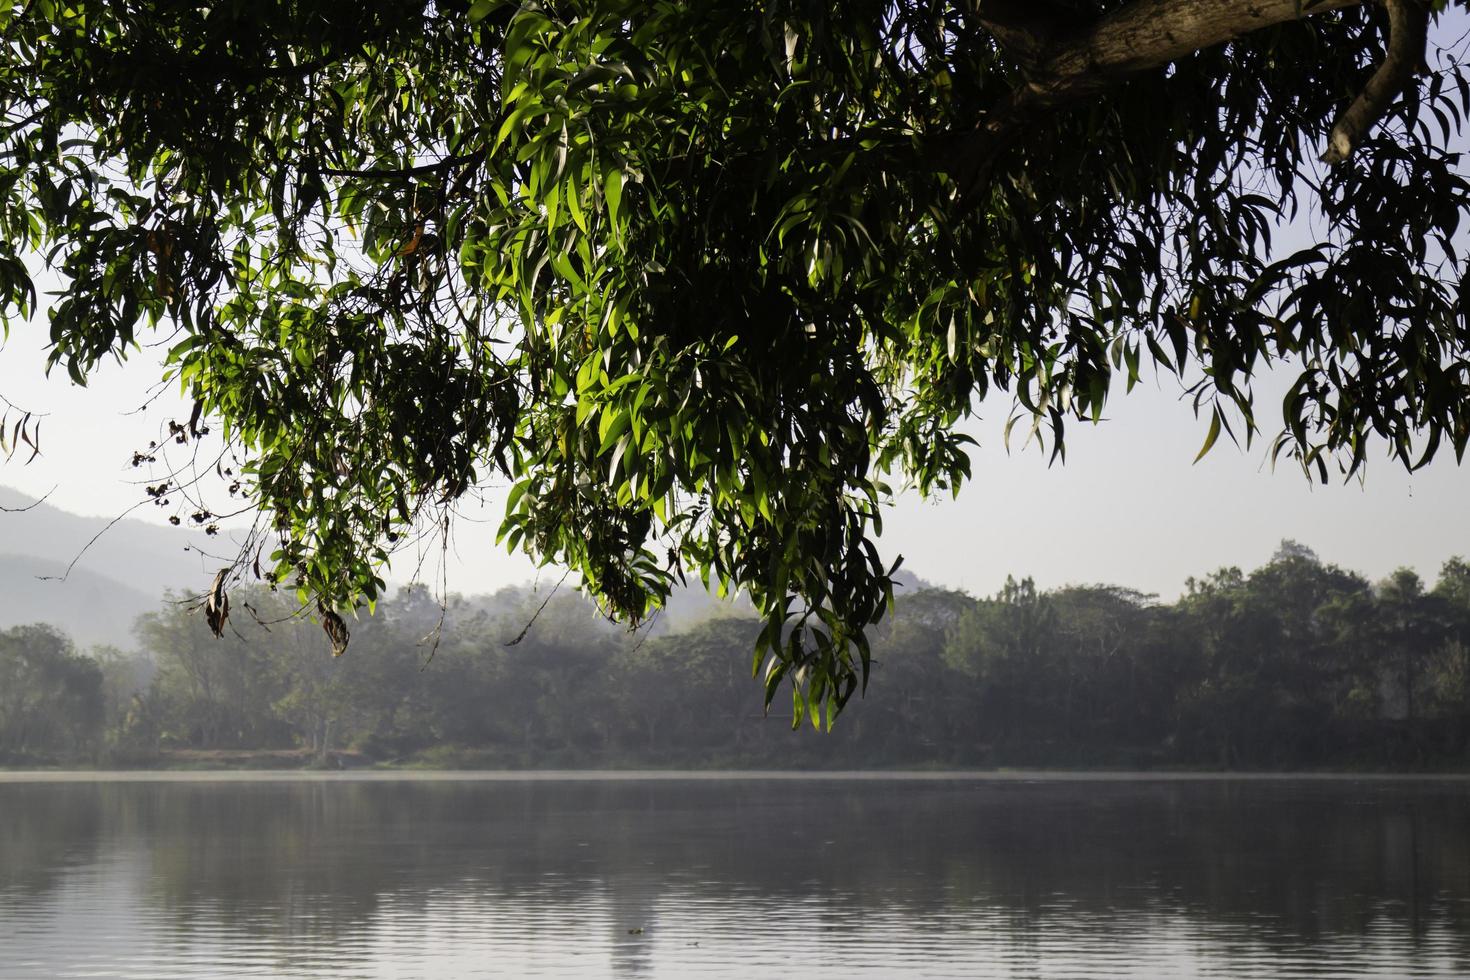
955 0 1369 190
973 0 1075 66
1024 0 1367 108
1321 0 1429 163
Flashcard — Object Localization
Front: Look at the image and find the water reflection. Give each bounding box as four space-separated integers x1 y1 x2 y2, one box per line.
1 776 1468 977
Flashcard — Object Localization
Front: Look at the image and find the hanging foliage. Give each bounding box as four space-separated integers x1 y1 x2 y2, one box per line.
3 0 1468 724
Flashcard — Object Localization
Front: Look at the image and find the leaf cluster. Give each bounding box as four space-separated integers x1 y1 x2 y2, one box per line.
4 0 1470 722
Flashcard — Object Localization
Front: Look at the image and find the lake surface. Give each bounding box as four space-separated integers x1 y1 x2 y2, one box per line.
1 772 1468 978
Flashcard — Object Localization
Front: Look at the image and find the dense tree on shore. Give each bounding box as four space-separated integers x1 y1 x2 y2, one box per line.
0 625 103 761
5 2 1470 720
5 546 1468 769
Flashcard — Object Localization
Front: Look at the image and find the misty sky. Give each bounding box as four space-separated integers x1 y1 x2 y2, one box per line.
2 312 1465 602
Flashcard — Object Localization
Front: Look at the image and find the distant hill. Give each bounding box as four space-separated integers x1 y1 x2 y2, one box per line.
0 484 937 649
0 553 159 648
0 486 211 593
0 485 211 648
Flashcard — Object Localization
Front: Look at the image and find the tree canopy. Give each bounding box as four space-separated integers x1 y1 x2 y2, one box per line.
3 0 1469 724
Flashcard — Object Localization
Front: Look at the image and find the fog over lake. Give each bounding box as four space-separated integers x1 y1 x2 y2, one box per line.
2 773 1468 978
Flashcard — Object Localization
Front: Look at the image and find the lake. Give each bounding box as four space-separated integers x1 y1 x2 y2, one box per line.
1 772 1468 978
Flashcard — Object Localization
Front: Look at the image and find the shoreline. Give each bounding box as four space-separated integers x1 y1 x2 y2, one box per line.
5 768 1470 783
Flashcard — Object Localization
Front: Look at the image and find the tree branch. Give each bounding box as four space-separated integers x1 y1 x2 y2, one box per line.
973 0 1075 66
1026 0 1367 106
955 0 1370 191
317 148 487 180
1321 0 1429 163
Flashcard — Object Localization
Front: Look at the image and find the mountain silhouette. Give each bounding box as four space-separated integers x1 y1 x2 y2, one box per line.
0 485 214 648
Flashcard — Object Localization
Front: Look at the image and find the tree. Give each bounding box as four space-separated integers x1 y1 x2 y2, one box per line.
1374 567 1444 722
5 0 1470 722
1176 548 1376 763
1046 586 1165 743
136 595 293 749
944 576 1058 737
0 624 104 761
1428 557 1470 750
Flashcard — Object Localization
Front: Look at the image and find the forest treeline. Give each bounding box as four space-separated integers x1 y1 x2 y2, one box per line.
3 542 1469 770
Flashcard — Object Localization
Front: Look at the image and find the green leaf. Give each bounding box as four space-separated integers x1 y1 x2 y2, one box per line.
1194 409 1222 464
604 169 624 228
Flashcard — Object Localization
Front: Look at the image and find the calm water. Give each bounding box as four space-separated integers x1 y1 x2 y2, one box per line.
1 773 1468 978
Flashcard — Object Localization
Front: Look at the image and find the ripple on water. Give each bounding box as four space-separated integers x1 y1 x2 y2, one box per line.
2 776 1470 978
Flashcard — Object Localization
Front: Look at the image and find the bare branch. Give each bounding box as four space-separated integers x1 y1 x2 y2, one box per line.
504 569 572 647
0 485 54 513
36 500 150 584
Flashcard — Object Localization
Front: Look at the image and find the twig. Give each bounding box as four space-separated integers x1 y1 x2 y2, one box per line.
0 485 55 512
317 149 486 180
505 569 572 646
36 499 150 583
628 607 661 654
